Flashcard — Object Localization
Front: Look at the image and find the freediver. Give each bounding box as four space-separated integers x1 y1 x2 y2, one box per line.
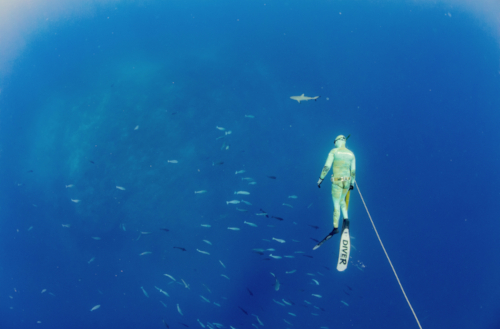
314 135 356 250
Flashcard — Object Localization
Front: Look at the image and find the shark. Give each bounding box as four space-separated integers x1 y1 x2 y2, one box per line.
290 94 320 103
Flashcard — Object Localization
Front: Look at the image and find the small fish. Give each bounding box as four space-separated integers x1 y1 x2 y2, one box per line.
238 306 248 315
201 224 211 227
252 314 264 326
248 182 257 185
312 279 320 285
141 232 151 235
256 212 268 216
236 208 248 212
273 299 285 306
241 177 254 181
226 200 240 204
286 270 296 274
65 184 74 188
213 161 224 165
168 160 178 163
200 295 210 303
282 299 292 306
219 260 226 268
89 160 94 164
288 195 298 199
195 190 207 194
27 226 33 231
247 287 253 296
116 186 126 190
270 254 282 259
162 318 169 327
88 257 95 264
134 125 139 130
160 228 169 232
282 203 293 208
341 300 349 306
312 294 322 298
155 286 170 297
177 303 183 315
216 136 225 140
245 115 255 118
139 251 152 256
216 126 225 131
252 248 264 255
202 284 211 293
288 312 297 317
307 203 313 208
120 223 126 231
197 319 205 328
213 302 221 307
92 237 101 240
227 227 240 231
197 249 210 255
221 274 230 280
235 170 246 174
304 300 312 305
181 279 190 289
267 176 276 179
308 225 319 229
234 191 250 195
303 254 314 258
163 274 176 281
272 237 286 243
141 286 149 297
267 248 275 251
71 199 80 203
244 221 258 227
174 247 187 251
272 216 284 221
90 305 101 312
284 319 293 325
306 273 315 276
284 255 295 258
62 224 71 228
41 289 47 293
241 200 252 205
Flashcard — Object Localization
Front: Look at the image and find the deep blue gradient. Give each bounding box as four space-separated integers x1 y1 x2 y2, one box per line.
1 1 499 328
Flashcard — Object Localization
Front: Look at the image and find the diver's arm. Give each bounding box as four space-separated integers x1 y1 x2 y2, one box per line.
350 155 356 188
317 151 334 188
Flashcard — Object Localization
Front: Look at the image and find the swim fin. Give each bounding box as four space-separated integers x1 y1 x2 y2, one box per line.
313 227 339 250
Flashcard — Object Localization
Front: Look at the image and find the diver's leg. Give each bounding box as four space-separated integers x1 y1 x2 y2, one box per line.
312 183 343 250
331 183 342 229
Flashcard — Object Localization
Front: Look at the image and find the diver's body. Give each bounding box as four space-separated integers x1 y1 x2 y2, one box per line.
315 135 356 247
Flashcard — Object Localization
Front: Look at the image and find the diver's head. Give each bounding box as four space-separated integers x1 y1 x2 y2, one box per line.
334 135 346 148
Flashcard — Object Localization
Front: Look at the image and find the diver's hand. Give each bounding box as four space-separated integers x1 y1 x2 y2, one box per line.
349 185 354 190
317 178 323 188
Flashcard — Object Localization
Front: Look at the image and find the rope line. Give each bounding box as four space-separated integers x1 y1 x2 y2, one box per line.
355 182 423 329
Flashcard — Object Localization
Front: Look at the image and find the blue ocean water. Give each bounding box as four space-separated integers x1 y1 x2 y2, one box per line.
0 1 499 328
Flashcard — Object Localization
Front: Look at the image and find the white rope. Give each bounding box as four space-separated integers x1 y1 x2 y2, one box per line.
355 182 423 329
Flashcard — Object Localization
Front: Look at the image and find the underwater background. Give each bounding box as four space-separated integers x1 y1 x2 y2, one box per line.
0 0 499 328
